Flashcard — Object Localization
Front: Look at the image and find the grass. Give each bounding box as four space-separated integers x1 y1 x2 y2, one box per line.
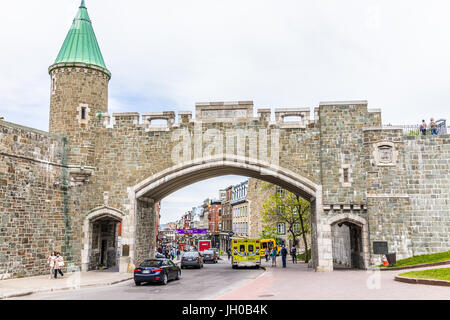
399 268 450 281
380 251 450 268
297 248 312 261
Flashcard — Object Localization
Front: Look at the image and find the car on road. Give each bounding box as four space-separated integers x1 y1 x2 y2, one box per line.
202 249 218 263
181 251 204 269
134 259 181 286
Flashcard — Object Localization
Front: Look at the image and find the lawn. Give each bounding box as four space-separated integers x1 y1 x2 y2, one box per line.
399 268 450 281
380 251 450 268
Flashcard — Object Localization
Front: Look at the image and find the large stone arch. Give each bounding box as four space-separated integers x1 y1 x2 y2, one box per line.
119 155 332 272
81 206 125 272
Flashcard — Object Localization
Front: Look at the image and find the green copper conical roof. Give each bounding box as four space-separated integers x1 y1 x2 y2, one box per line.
49 1 110 77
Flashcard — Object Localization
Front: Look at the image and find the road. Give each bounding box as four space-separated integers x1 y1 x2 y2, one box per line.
15 258 264 300
12 257 450 300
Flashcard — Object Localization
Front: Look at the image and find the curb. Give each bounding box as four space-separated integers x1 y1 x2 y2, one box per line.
394 275 450 287
0 276 133 300
377 260 450 271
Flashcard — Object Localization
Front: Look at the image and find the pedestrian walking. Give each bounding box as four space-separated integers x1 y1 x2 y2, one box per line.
271 247 277 267
176 248 181 260
264 248 269 262
54 252 64 279
280 246 288 268
227 248 232 260
47 251 57 279
290 246 297 264
430 118 438 135
420 120 427 135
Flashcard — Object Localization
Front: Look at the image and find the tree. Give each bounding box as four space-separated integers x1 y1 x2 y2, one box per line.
260 184 311 262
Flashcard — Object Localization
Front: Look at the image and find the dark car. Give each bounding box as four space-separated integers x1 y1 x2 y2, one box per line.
134 259 181 286
181 251 203 269
202 249 218 263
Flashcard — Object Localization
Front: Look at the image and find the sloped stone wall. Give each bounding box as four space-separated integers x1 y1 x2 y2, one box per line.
0 121 68 279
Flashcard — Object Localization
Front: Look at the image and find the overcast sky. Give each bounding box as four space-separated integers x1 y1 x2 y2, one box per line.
1 0 449 223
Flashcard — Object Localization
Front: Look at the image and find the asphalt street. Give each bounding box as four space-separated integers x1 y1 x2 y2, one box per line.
15 258 264 300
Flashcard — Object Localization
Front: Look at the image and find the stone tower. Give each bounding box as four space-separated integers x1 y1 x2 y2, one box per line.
49 0 110 167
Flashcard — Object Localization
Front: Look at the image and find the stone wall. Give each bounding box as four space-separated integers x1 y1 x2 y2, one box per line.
364 128 450 264
0 121 67 279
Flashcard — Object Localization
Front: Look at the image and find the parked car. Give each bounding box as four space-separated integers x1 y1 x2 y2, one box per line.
181 251 204 269
202 249 218 263
134 258 181 286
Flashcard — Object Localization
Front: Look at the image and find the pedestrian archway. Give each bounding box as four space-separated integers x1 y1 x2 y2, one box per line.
81 206 124 272
328 214 369 269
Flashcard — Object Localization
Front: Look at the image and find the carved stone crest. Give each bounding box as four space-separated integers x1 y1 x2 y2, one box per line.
373 142 397 166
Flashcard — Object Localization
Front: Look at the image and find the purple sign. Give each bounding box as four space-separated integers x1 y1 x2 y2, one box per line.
176 229 208 235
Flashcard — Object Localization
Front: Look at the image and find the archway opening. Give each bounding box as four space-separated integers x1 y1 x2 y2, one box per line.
331 221 364 269
89 216 121 270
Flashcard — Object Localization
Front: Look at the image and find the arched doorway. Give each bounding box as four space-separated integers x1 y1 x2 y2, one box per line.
328 214 369 270
117 155 333 272
81 206 124 272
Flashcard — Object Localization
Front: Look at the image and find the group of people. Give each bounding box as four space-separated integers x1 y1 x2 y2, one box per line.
158 247 181 260
420 118 439 135
47 251 65 279
263 246 298 268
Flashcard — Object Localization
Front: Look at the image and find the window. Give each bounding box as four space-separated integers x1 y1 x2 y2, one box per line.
293 223 301 233
81 107 87 120
343 168 349 183
248 244 254 252
277 223 286 235
240 245 245 252
276 187 285 198
277 205 285 215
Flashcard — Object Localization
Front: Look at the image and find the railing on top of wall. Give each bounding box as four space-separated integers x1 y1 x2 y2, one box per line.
384 119 447 136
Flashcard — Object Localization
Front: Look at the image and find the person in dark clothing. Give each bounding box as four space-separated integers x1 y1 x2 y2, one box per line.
227 248 232 260
280 246 288 268
290 246 297 263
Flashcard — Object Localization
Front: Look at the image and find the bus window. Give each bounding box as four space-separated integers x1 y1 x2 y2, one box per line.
262 242 267 249
248 245 254 252
240 245 245 252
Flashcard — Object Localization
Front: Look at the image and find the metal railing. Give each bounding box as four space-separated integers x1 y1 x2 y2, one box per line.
384 119 447 135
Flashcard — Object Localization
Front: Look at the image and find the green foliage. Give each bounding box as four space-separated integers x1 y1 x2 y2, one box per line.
405 129 420 136
260 185 310 238
260 182 311 262
380 251 450 268
399 267 450 281
297 248 312 261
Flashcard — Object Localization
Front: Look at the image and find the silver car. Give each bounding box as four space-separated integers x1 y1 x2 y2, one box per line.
181 251 204 269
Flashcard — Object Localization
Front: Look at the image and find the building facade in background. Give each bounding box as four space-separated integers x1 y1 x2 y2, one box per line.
231 180 250 238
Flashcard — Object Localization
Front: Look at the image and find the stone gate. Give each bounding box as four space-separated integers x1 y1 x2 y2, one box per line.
1 1 449 278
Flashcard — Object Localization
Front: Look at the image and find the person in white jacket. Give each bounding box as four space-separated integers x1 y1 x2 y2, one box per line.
53 252 64 279
47 252 57 280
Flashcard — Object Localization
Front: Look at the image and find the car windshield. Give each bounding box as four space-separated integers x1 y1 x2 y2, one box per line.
204 250 214 254
183 252 198 257
140 260 163 267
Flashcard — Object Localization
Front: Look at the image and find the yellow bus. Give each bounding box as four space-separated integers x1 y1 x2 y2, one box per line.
259 239 281 257
231 238 261 269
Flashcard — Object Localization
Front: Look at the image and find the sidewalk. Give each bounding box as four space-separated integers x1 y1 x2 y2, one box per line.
0 271 133 300
215 256 450 300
